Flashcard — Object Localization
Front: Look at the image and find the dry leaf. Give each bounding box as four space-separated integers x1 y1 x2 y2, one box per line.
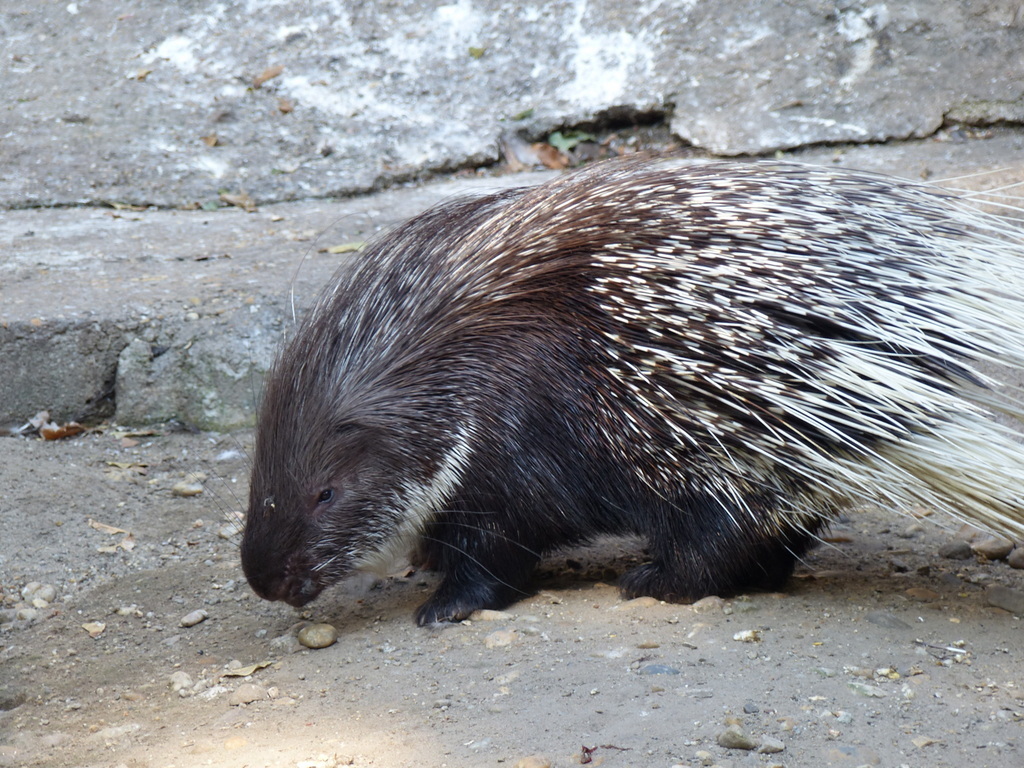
531 142 569 170
105 201 149 211
221 660 272 678
88 518 129 535
325 241 365 254
219 192 257 212
253 64 284 88
105 460 147 471
201 133 220 147
40 421 84 440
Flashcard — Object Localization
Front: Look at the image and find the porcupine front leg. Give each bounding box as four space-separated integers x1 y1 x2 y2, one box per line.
413 515 540 625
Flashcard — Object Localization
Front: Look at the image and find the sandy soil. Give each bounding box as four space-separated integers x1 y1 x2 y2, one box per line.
1 427 1022 768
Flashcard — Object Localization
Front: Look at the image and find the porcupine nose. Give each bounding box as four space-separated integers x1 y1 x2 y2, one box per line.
241 535 322 605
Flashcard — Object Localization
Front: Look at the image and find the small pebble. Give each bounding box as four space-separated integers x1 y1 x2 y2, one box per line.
690 595 725 613
484 629 517 648
22 583 57 603
228 683 268 706
297 623 338 649
1008 546 1024 569
733 629 762 643
270 632 305 654
758 736 786 754
180 609 208 628
972 536 1014 561
777 717 798 732
169 671 194 693
937 539 973 560
897 522 924 538
21 582 42 599
717 724 758 750
985 584 1024 615
513 756 550 768
470 609 513 621
171 481 204 497
904 587 939 602
847 681 886 698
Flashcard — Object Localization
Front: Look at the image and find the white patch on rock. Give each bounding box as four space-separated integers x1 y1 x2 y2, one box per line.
557 0 655 109
145 35 199 72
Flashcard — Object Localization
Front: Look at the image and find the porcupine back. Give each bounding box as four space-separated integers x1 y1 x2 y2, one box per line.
243 159 1024 623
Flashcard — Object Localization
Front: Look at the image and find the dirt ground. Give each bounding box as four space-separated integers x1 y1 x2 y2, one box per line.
1 425 1022 768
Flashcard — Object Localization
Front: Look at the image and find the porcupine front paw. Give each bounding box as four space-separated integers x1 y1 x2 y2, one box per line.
415 575 527 625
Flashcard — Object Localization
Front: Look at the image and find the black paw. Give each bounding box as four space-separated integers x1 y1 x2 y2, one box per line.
414 577 530 626
620 562 704 604
414 595 478 625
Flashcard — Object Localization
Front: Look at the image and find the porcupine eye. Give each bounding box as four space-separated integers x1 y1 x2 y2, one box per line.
317 489 334 505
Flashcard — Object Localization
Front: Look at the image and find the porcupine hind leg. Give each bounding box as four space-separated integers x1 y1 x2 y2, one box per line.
619 492 817 602
413 515 541 625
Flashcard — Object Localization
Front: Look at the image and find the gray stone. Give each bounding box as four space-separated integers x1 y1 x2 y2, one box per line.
972 537 1014 561
1008 546 1024 570
938 539 974 560
0 319 122 425
228 683 268 706
757 736 786 754
297 623 338 649
168 671 194 693
179 609 208 628
986 585 1024 616
717 724 758 750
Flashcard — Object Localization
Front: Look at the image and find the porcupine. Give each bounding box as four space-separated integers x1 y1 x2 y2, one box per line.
240 159 1024 625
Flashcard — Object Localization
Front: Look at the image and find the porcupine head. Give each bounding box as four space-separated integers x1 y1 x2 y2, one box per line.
238 290 469 614
239 192 532 624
